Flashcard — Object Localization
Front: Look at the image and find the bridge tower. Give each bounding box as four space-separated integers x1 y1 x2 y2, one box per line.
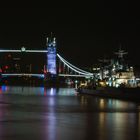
46 35 57 75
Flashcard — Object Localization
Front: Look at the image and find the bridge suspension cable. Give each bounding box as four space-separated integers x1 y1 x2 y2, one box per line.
57 54 93 75
57 54 93 76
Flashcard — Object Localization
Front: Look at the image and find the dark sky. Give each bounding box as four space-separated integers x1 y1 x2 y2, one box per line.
0 3 140 67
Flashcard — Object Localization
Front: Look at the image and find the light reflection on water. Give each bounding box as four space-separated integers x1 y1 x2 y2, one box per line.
0 85 76 96
0 86 140 140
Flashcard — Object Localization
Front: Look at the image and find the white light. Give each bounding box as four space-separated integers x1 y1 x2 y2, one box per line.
50 88 54 95
2 73 44 78
21 47 26 52
115 83 119 88
0 49 48 53
58 54 92 74
26 50 48 53
58 74 91 77
57 54 93 76
0 50 21 52
57 54 93 75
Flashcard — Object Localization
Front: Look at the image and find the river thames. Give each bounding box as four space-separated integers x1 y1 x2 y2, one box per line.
0 86 140 140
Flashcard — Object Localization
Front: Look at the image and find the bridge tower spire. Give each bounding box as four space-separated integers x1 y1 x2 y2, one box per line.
46 34 57 75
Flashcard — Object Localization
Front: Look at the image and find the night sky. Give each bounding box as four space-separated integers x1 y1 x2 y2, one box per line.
0 3 140 67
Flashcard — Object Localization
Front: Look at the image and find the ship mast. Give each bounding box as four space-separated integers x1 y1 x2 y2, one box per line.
114 45 128 59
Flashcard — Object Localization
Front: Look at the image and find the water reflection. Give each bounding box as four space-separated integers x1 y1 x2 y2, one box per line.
0 86 140 140
0 86 76 96
44 97 57 140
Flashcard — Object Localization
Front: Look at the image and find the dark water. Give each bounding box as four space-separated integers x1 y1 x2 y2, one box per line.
0 85 140 140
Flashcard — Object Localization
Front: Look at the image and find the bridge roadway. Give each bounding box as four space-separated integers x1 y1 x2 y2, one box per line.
1 73 93 78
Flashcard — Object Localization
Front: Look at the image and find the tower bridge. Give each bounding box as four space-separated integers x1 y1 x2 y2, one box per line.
0 36 94 79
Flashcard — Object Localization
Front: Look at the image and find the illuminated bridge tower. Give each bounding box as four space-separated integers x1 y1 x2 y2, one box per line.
47 36 57 75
